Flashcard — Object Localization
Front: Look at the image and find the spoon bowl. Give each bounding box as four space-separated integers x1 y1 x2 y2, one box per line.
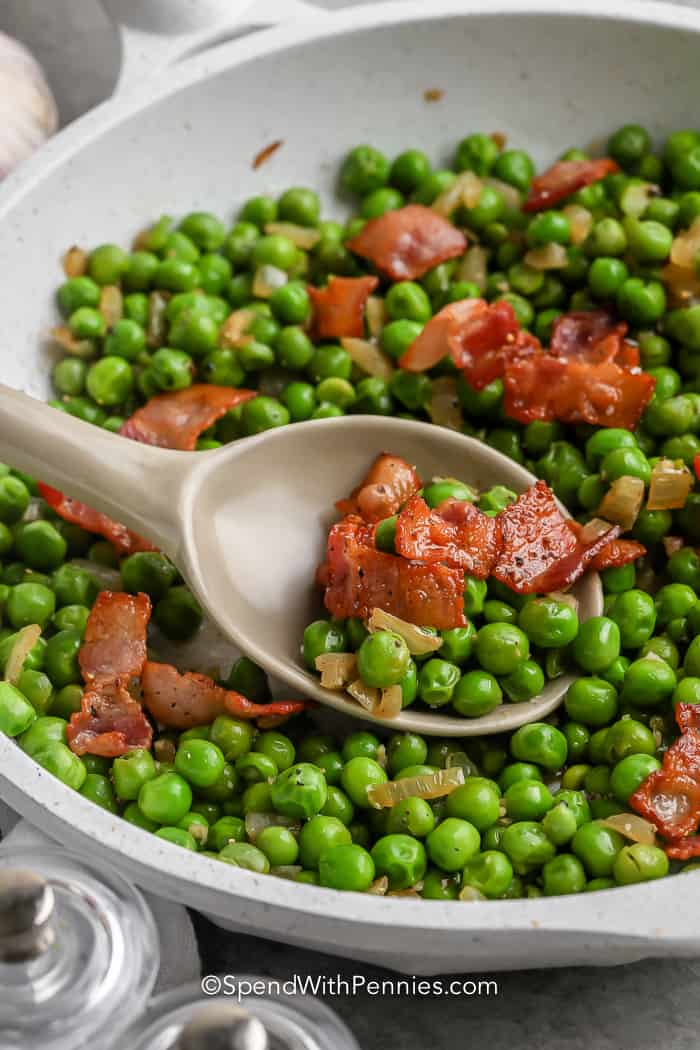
0 388 601 735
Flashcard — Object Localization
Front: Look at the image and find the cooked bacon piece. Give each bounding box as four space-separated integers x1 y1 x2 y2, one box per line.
120 385 256 451
459 326 541 391
395 495 500 578
79 591 151 685
323 516 466 629
503 354 656 430
631 704 700 842
523 158 619 212
398 298 522 381
336 453 421 523
664 837 700 861
38 483 156 556
67 680 153 757
345 204 467 281
587 537 646 572
493 481 619 594
308 275 379 340
549 309 629 362
140 661 310 729
67 591 153 758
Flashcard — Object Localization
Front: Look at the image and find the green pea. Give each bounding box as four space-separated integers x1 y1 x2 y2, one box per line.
423 479 475 508
318 843 375 892
383 796 435 839
236 751 278 785
511 722 567 771
613 843 669 884
418 658 461 708
226 657 271 705
120 552 177 600
51 564 98 608
610 753 661 803
15 669 53 715
219 841 270 873
421 867 461 900
34 740 86 791
609 590 656 649
572 823 625 877
57 275 101 316
87 243 128 285
357 631 411 688
53 357 88 397
0 681 37 737
271 763 328 819
153 586 202 641
565 677 618 726
518 598 579 649
501 821 556 873
505 779 554 821
43 630 81 688
341 145 390 195
452 669 502 717
474 623 529 676
79 772 118 813
620 656 676 708
174 739 226 788
339 757 386 810
14 521 66 573
542 854 587 896
254 825 299 867
303 619 348 670
138 772 192 824
112 748 157 800
321 787 354 827
426 817 480 873
542 802 579 847
7 582 55 629
386 733 428 777
439 625 475 665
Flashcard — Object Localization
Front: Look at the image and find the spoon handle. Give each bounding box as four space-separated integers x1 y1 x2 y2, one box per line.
0 385 188 556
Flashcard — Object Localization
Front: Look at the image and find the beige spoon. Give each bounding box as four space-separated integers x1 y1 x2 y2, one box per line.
0 386 601 736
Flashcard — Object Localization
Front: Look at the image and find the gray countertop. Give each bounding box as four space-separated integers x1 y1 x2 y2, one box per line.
3 2 700 1046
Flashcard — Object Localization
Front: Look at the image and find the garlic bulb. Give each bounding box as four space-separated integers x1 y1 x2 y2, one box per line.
0 32 58 179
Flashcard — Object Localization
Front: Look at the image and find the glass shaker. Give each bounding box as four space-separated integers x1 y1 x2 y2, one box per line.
0 844 159 1050
125 976 360 1050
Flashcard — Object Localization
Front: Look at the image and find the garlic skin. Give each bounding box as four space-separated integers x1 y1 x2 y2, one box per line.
0 32 58 179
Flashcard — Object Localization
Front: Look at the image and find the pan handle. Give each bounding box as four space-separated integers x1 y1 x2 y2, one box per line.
98 0 332 94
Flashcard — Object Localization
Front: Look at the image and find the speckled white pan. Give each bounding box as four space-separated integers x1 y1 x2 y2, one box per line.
0 0 699 974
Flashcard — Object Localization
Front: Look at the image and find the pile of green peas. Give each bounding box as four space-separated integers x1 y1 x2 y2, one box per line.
8 121 700 895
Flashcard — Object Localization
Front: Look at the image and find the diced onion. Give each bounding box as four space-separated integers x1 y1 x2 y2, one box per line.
50 325 97 359
663 535 684 558
562 204 593 245
660 262 700 307
580 517 613 543
459 885 486 902
220 308 255 349
367 876 389 895
375 685 403 720
445 751 479 776
368 766 465 809
270 865 303 880
428 376 462 431
647 458 693 511
388 886 423 898
671 216 700 270
264 222 320 250
524 243 568 270
347 679 380 711
340 337 394 380
376 744 387 769
245 812 300 842
253 265 288 298
147 291 169 348
366 296 387 339
432 172 483 217
620 181 657 218
597 476 645 531
482 176 522 211
62 246 88 278
368 608 443 656
99 285 123 328
314 652 357 690
455 245 488 291
598 813 657 845
4 624 41 685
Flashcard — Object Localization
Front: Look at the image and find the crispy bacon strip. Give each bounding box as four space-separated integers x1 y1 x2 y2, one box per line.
523 158 619 212
38 483 156 556
395 495 500 579
587 537 646 573
549 309 630 362
140 661 310 729
336 453 421 523
503 354 656 431
78 591 151 684
120 385 256 451
664 837 700 861
323 515 466 629
631 703 700 845
67 680 153 757
67 591 152 758
493 481 620 594
308 275 379 340
345 204 467 281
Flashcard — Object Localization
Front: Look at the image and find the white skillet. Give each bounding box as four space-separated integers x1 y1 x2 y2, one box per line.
0 0 699 975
